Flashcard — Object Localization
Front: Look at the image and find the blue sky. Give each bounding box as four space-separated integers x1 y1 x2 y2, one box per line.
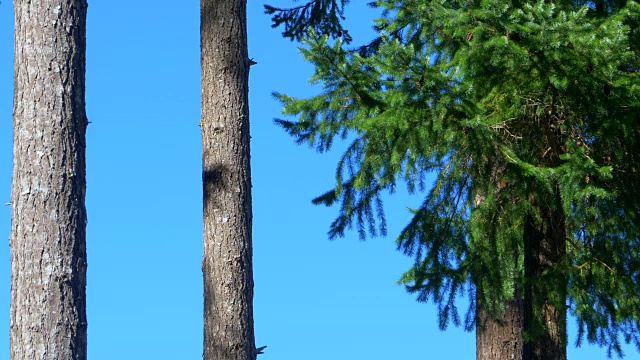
0 1 636 359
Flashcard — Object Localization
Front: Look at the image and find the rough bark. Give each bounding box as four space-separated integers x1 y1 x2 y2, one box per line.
474 186 525 360
477 295 525 360
10 1 89 359
476 205 566 360
523 204 567 360
201 0 256 359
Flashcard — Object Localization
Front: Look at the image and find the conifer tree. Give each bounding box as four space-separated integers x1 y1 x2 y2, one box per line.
268 1 640 358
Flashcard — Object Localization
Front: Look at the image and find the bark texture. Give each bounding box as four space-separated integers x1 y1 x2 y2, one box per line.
476 204 567 360
474 186 525 360
477 296 524 360
523 205 567 360
10 1 89 359
201 0 256 359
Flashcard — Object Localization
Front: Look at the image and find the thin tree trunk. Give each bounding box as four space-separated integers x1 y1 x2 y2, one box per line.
10 1 89 359
201 0 256 359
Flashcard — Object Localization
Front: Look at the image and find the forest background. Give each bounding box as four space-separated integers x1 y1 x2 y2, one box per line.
0 0 635 359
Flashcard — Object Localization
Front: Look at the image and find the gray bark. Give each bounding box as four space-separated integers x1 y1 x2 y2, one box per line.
201 0 256 359
476 294 525 360
10 1 88 359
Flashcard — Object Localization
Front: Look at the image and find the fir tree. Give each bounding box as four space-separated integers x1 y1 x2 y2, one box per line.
268 0 640 358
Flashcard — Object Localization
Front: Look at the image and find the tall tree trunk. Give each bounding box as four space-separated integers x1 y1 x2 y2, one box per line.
201 1 256 359
523 203 567 360
10 1 89 359
476 294 524 360
476 207 567 360
476 204 567 360
474 188 525 360
474 181 566 360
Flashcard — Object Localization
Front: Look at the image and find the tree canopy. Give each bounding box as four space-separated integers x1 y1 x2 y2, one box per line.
268 0 640 357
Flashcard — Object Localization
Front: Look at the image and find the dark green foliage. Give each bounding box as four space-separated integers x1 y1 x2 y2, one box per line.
269 0 640 356
264 0 354 42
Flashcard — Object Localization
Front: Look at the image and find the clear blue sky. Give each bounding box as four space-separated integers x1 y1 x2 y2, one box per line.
0 1 635 359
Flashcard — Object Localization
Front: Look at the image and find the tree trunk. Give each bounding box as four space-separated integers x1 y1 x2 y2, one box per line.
10 1 89 359
201 1 256 359
474 187 565 360
476 294 524 360
476 203 567 360
523 205 567 360
474 173 525 360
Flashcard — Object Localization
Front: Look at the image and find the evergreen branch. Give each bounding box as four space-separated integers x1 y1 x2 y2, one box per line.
264 0 352 42
312 40 385 110
274 0 640 353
